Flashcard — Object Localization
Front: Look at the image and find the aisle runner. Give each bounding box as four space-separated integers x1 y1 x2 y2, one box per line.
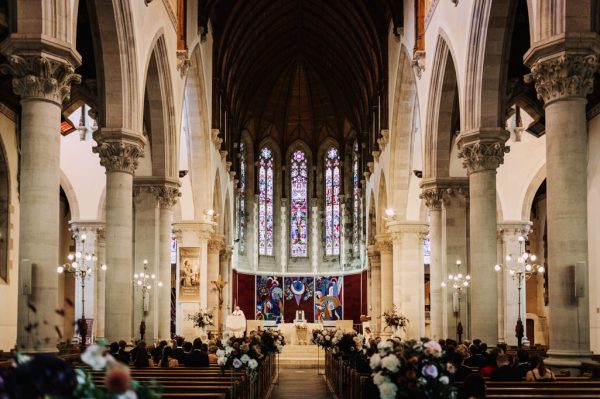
271 369 331 399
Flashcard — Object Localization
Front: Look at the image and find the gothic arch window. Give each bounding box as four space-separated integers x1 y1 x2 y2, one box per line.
352 141 361 255
258 147 274 256
238 142 247 253
290 149 308 257
325 147 341 256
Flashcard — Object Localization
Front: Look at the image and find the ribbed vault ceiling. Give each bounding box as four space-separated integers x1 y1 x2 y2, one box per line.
205 0 402 150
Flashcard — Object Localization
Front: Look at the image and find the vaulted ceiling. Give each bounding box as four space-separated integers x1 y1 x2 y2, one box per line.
202 0 403 153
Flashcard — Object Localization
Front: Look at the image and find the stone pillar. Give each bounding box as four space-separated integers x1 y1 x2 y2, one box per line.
1 52 80 352
95 228 106 340
497 222 531 347
94 134 144 342
219 247 233 330
207 235 224 321
172 221 215 338
70 222 106 341
441 180 469 340
525 42 597 368
457 128 509 344
420 183 444 340
389 222 428 339
156 185 179 340
132 186 159 341
367 246 381 335
376 235 393 319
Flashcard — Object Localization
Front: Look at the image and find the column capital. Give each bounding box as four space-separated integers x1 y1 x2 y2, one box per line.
456 128 510 173
497 221 532 240
173 220 215 244
0 54 81 104
133 177 181 208
387 221 429 242
524 34 600 105
375 234 393 254
208 234 225 253
421 178 469 209
93 132 145 174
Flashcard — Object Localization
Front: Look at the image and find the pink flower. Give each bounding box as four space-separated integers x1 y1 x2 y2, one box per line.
105 365 131 394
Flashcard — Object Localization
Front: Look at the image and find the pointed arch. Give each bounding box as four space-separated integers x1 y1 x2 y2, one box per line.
143 32 178 178
424 34 459 180
388 45 419 218
182 44 212 217
90 0 140 131
213 170 223 233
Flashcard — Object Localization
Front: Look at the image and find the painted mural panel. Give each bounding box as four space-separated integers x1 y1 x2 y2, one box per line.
178 247 200 302
255 275 283 322
283 277 314 322
314 276 343 321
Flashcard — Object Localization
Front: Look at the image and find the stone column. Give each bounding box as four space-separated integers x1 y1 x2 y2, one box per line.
132 186 159 341
95 228 107 340
376 235 393 320
389 222 428 339
207 235 224 321
219 247 233 330
367 246 381 335
420 183 444 340
1 52 80 352
172 221 215 338
94 134 144 342
70 222 106 341
457 128 509 344
497 222 531 347
155 185 179 340
525 42 597 368
441 180 469 339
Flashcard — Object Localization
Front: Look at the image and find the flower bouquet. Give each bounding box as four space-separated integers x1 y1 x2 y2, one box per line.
187 308 214 329
0 343 162 399
311 328 336 350
382 306 409 337
331 329 364 358
217 334 263 376
256 329 286 355
369 339 457 399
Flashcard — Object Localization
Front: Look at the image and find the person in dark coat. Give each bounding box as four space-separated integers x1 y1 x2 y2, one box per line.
118 340 131 364
490 354 521 381
515 349 532 378
185 338 209 367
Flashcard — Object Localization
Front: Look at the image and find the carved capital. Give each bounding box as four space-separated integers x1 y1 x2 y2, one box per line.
0 54 81 104
458 141 509 173
420 188 444 210
93 141 144 174
525 54 597 104
176 50 191 78
208 235 225 253
152 185 181 208
375 235 393 254
412 50 426 80
497 221 532 241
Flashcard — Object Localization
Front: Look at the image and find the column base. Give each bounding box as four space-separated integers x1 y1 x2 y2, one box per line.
545 349 595 376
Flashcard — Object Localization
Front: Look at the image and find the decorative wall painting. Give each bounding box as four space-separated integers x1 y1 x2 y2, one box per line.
283 277 314 323
314 276 343 321
255 275 283 322
178 247 200 301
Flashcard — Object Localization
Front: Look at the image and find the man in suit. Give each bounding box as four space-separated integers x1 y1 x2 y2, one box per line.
491 354 521 381
186 338 209 367
172 336 185 364
118 340 131 364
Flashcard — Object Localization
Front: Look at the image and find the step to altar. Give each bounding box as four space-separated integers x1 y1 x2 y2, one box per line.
277 344 325 369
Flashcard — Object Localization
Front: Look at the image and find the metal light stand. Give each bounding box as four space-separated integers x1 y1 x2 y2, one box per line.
57 233 107 352
442 259 470 343
133 259 163 340
494 235 544 348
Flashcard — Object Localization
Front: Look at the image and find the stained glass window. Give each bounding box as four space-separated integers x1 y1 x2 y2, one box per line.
290 150 308 257
258 147 274 256
325 147 341 256
238 142 246 253
352 141 360 254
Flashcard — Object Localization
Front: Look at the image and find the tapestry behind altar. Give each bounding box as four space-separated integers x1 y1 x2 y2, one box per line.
314 276 343 321
283 277 314 323
255 275 283 322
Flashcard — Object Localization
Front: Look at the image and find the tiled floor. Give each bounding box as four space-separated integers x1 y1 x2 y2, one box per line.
271 368 331 399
